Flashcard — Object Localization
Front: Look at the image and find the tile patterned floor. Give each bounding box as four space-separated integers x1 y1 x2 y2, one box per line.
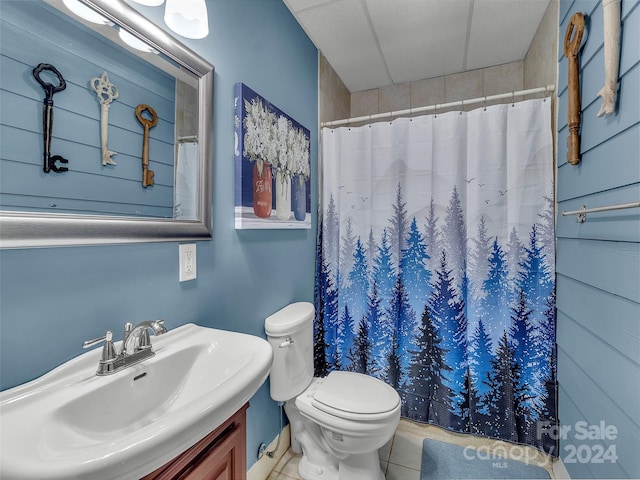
266 419 563 480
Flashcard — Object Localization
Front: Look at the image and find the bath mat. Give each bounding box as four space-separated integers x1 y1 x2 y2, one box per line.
420 438 551 479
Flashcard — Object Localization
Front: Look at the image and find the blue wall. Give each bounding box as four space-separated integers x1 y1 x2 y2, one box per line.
557 1 639 478
0 0 318 472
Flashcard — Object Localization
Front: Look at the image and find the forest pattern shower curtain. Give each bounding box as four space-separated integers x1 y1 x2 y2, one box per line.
315 98 558 456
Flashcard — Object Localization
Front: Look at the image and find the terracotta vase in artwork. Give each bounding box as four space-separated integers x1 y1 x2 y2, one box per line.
253 161 272 218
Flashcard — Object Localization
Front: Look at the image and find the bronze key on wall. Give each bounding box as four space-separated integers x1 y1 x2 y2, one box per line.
563 12 585 166
135 104 158 187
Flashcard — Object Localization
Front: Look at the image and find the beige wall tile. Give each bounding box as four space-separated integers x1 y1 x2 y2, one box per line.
524 0 558 90
351 89 379 117
483 61 523 96
445 69 483 103
379 83 411 113
319 52 350 123
410 76 445 109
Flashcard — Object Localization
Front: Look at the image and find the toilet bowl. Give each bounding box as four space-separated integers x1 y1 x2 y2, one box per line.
265 302 401 480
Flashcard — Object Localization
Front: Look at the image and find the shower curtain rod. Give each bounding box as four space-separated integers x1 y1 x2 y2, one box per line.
321 84 556 128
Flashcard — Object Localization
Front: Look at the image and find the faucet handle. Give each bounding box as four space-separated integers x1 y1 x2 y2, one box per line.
123 322 133 341
83 331 117 362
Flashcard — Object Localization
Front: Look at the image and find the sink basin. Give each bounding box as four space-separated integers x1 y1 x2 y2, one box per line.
0 323 273 480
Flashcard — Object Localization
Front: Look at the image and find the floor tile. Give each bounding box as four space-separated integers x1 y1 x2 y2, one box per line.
386 463 422 480
389 425 425 471
266 471 301 480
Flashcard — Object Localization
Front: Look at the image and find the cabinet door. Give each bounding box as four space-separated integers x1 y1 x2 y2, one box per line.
141 403 247 480
183 422 245 480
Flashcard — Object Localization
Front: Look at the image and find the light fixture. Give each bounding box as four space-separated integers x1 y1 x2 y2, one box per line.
62 0 110 24
118 28 158 53
164 0 209 40
130 0 165 6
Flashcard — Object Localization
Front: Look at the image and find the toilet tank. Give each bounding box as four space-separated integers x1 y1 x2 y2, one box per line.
264 302 314 402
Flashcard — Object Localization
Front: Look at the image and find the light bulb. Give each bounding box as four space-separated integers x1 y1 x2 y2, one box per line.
63 0 110 24
164 0 209 40
130 0 165 6
118 28 157 53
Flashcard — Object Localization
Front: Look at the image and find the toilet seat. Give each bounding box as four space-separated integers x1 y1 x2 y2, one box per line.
311 371 400 421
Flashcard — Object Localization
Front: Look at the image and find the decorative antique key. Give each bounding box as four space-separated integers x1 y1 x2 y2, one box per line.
32 63 69 173
564 12 585 166
135 104 158 187
90 71 119 166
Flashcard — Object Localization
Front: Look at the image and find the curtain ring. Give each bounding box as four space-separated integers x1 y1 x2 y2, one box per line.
434 104 438 118
459 100 464 115
511 91 515 107
483 96 487 111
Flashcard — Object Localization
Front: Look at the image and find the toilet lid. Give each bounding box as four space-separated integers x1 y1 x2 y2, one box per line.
312 371 400 416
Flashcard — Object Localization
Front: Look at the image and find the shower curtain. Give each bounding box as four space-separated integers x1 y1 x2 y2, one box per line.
315 98 558 455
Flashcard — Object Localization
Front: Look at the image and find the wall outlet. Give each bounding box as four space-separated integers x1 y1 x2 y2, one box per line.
179 243 197 282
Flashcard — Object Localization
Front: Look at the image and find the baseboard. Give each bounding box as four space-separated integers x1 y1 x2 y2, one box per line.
247 425 291 480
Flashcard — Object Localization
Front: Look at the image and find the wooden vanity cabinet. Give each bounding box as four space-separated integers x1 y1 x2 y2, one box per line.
142 403 248 480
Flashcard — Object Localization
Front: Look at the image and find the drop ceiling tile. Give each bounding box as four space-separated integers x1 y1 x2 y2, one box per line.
465 0 550 71
366 0 471 83
284 0 340 14
297 0 391 91
284 0 551 93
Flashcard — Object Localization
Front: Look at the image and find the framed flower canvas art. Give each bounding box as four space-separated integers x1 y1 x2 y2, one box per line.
234 83 311 229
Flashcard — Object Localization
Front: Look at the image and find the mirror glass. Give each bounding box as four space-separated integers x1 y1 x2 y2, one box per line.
0 0 214 248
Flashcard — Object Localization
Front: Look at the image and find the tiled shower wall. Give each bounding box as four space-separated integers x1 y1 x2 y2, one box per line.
319 0 558 124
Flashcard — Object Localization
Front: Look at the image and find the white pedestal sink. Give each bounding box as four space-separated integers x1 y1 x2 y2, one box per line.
0 324 273 480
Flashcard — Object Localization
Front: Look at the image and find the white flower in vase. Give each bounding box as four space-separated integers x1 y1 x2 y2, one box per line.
243 97 276 176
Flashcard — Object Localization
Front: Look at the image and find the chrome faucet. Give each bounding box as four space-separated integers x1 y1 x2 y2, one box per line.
83 320 167 376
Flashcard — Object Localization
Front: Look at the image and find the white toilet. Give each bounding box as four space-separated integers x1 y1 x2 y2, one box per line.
265 302 401 480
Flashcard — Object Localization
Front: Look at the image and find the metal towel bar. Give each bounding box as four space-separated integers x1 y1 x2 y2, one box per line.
561 201 640 223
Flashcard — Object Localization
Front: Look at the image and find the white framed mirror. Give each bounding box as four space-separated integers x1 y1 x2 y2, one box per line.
0 0 213 248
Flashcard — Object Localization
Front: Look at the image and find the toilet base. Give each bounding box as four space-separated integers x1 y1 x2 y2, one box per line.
298 451 385 480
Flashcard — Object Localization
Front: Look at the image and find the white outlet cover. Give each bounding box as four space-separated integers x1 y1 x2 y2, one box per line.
179 243 197 282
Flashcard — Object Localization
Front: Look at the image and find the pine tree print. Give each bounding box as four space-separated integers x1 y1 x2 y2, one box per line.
400 217 431 321
442 186 467 293
372 229 396 306
324 193 340 281
468 319 493 400
314 230 331 377
343 238 369 329
508 288 537 415
423 198 440 274
339 304 355 369
346 317 374 375
469 216 492 302
480 238 510 347
339 218 357 289
388 183 410 267
387 273 416 385
518 224 553 315
315 227 338 374
366 281 390 378
428 250 467 424
506 226 525 287
405 304 453 423
384 330 402 391
484 331 522 442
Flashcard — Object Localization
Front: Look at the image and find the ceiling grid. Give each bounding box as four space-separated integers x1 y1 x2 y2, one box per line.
284 0 551 93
